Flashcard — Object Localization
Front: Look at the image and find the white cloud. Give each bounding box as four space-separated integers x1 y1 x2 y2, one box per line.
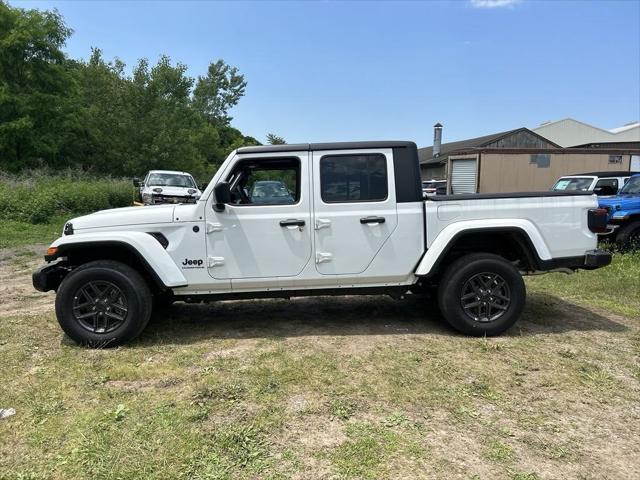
470 0 520 8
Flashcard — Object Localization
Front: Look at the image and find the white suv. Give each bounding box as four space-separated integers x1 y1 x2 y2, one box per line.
134 170 202 205
552 171 638 196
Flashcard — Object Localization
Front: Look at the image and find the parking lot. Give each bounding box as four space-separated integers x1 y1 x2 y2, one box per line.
1 245 638 479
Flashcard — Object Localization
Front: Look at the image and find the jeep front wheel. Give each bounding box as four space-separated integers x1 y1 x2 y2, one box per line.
437 253 526 336
55 260 152 347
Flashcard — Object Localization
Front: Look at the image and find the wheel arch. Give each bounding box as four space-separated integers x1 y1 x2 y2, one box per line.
47 233 187 292
416 224 549 278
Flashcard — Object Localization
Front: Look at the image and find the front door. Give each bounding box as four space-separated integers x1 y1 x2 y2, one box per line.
205 152 312 280
312 149 398 275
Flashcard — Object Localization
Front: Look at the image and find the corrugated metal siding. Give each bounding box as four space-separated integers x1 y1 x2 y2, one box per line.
451 159 477 194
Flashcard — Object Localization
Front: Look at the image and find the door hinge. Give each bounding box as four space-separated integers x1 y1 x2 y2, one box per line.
316 252 333 264
315 218 331 230
207 256 225 267
206 222 223 234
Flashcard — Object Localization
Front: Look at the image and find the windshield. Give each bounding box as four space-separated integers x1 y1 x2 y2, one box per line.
552 177 593 191
147 173 195 188
620 176 640 194
251 181 291 199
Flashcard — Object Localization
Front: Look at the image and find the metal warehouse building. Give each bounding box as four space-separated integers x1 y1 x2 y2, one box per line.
420 122 640 194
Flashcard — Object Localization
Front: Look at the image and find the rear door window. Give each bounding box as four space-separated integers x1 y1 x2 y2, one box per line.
320 154 388 203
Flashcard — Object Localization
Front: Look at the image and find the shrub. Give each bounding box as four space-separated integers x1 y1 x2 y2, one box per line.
0 172 134 224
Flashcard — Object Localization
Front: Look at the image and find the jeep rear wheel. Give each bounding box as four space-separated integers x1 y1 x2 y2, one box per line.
615 221 640 251
438 253 526 336
55 260 152 347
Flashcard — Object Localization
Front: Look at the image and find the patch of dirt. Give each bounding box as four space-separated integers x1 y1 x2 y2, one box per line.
0 245 53 318
284 414 348 449
286 394 309 414
202 339 261 360
105 380 166 392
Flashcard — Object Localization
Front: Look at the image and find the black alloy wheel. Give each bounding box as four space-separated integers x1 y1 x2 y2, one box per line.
72 281 129 333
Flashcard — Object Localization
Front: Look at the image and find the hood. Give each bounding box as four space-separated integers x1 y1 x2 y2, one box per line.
598 194 640 214
144 185 200 197
70 205 176 230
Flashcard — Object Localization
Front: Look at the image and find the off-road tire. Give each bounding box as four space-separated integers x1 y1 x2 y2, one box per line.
437 253 526 336
615 221 640 251
55 260 152 347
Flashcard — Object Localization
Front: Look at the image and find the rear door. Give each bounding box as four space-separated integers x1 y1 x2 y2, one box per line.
312 149 398 275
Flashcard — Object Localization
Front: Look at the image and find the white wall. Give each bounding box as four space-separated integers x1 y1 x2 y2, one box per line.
533 118 640 147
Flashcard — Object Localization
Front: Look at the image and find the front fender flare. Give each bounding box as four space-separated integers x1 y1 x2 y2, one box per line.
415 219 552 276
49 232 187 288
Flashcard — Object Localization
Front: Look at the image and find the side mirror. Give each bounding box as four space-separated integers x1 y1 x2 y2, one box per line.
133 178 141 187
213 182 231 211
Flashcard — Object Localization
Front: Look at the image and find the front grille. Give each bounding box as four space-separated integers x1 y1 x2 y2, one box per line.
152 195 197 205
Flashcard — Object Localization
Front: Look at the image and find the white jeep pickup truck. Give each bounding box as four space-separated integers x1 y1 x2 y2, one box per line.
33 141 611 346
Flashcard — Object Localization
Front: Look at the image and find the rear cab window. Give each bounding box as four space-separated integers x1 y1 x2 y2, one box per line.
320 154 388 203
553 177 594 191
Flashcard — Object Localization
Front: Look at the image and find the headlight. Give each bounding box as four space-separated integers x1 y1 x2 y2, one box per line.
142 193 153 202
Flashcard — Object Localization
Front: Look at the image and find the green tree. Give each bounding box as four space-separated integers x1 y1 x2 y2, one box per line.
192 59 246 125
0 2 74 170
266 133 286 145
0 2 256 180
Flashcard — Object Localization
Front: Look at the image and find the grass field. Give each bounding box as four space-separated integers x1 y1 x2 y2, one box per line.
0 246 638 479
0 217 67 249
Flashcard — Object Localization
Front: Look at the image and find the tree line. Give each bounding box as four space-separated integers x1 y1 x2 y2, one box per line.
0 2 285 180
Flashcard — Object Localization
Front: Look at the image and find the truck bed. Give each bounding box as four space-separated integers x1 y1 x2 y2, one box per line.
428 191 593 201
423 191 598 262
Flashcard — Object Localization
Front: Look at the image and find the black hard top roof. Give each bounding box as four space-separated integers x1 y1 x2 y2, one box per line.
237 141 417 155
573 171 640 177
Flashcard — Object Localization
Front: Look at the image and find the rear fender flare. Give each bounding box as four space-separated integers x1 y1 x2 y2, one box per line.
415 219 551 276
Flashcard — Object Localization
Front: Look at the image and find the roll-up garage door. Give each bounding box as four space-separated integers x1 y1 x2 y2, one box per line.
451 158 477 194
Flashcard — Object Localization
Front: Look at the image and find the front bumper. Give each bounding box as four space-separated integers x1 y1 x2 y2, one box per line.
32 259 69 292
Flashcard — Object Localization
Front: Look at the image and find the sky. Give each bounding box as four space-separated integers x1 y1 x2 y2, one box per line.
14 0 640 147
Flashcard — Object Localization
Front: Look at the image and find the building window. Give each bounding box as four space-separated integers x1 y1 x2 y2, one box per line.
320 154 388 203
530 153 550 168
609 155 623 164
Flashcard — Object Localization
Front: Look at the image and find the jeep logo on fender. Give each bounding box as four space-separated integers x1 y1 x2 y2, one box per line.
182 258 204 269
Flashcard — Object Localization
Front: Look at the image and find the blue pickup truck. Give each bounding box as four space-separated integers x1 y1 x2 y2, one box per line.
599 173 640 249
